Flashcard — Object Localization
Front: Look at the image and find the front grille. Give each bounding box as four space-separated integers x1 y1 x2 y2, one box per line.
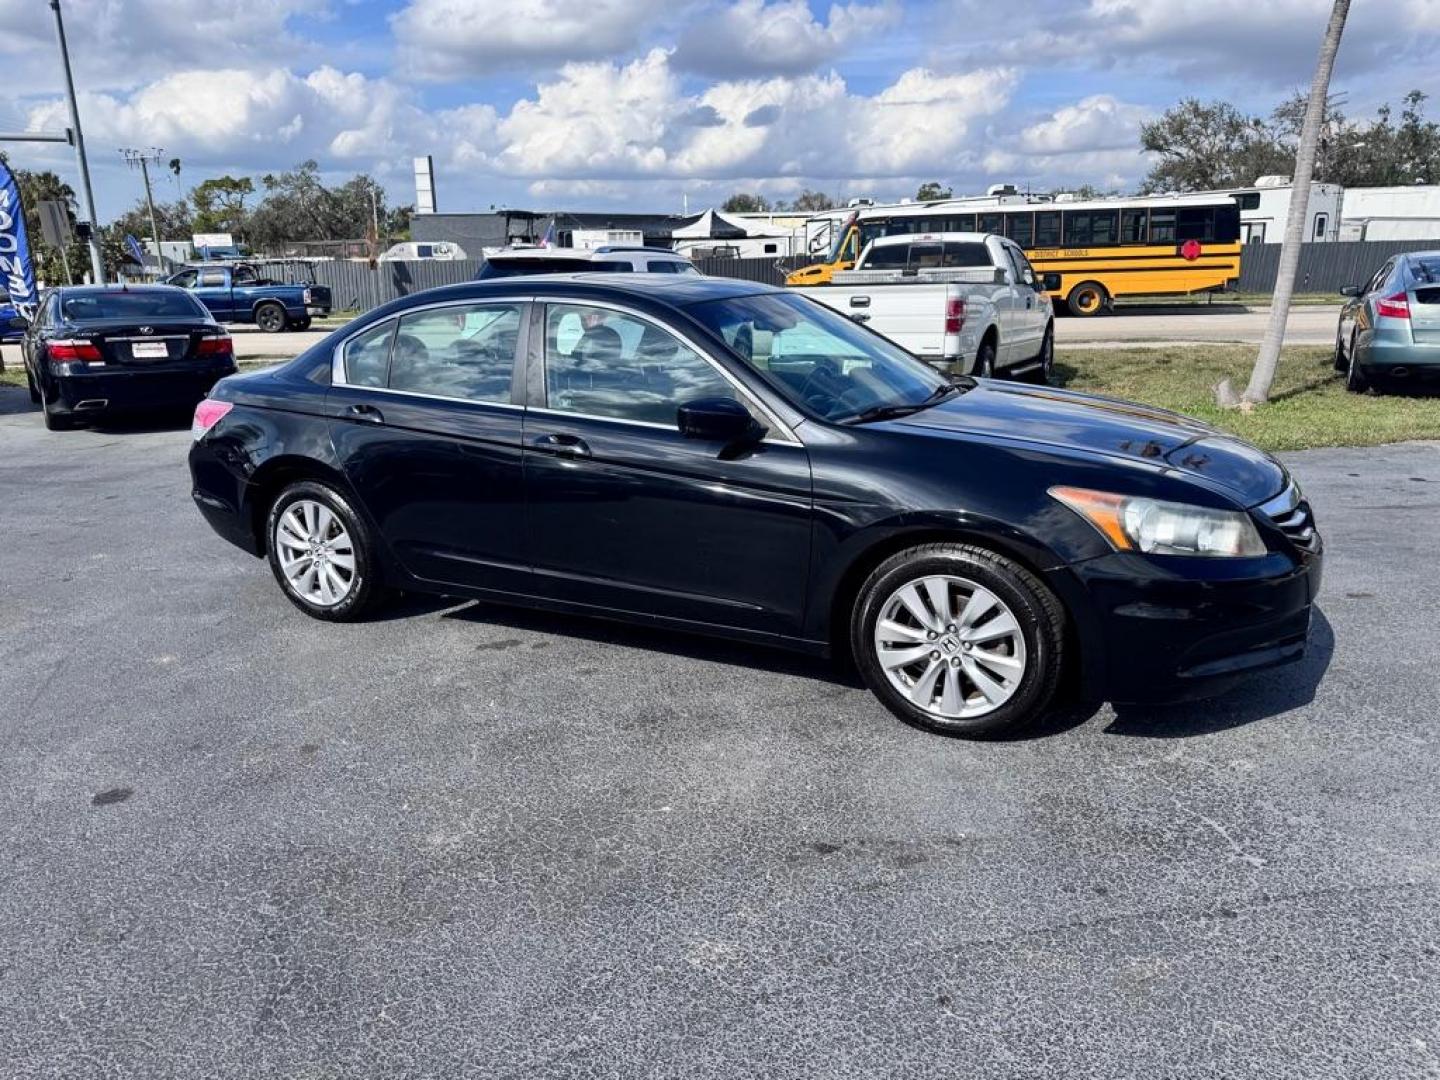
1258 484 1318 551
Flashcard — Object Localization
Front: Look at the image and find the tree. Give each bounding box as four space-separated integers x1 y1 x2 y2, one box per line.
0 153 99 285
111 198 192 243
1239 0 1350 407
1140 100 1291 192
191 175 254 236
787 189 836 212
722 192 771 213
915 181 952 201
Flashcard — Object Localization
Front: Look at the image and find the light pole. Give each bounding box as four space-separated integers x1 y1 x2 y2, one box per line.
49 0 104 284
120 147 164 277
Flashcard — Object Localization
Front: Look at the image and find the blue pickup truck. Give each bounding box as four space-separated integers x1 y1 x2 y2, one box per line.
165 263 331 333
1 290 23 346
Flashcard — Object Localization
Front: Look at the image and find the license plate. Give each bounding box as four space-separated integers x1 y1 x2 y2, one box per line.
132 342 168 358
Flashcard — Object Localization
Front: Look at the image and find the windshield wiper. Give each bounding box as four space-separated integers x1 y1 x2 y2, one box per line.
840 381 964 425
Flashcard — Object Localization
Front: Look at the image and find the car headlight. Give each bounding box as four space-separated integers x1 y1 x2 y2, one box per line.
1050 486 1267 558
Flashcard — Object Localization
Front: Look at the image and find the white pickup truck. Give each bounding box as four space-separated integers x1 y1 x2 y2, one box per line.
798 232 1058 380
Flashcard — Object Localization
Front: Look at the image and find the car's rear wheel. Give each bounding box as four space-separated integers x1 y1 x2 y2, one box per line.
972 337 996 378
38 382 75 430
266 480 385 621
26 371 40 404
1066 281 1109 317
255 302 287 334
289 315 312 332
851 544 1065 737
1345 330 1371 393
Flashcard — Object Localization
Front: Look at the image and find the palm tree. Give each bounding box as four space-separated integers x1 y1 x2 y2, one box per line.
1240 0 1350 405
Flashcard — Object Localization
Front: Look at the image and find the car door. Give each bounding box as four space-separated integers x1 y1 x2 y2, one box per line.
189 267 233 321
1005 244 1046 356
327 299 530 593
522 299 814 637
984 237 1023 367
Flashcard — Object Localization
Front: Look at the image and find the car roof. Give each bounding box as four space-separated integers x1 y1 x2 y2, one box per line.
364 272 779 319
51 284 187 296
487 246 685 261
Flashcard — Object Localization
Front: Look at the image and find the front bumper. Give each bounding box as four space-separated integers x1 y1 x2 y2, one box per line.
1051 540 1323 703
50 363 236 415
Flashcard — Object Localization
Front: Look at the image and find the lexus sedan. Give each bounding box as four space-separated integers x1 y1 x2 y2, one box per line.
20 284 237 430
1336 250 1440 392
189 275 1322 737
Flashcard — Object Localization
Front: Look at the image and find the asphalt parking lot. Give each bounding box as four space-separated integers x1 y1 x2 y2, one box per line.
1 390 1437 1078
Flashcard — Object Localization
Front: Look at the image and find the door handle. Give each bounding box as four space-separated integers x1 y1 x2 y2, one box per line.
533 433 591 457
850 312 872 324
344 403 384 423
849 295 871 308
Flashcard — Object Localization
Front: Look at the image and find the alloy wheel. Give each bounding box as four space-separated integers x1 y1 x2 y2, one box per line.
872 574 1027 721
274 499 356 607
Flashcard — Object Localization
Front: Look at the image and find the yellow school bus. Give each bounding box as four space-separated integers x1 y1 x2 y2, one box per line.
787 194 1243 316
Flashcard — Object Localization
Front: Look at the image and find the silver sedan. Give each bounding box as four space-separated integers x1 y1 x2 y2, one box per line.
1336 250 1440 393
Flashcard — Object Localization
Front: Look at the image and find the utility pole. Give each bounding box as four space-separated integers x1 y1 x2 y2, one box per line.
49 0 104 284
121 147 164 277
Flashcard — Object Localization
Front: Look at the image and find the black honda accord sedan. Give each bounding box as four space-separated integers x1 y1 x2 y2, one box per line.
20 285 237 430
189 274 1322 736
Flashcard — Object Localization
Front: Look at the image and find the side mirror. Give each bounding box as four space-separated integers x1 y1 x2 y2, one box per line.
1041 272 1063 292
1339 284 1362 297
677 396 759 443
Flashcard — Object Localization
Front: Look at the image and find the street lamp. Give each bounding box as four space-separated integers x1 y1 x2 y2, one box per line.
49 0 104 284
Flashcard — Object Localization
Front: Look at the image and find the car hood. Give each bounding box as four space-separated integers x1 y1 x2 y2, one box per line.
894 381 1287 505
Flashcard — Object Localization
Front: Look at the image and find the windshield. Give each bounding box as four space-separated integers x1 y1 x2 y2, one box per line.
686 291 949 423
59 291 207 321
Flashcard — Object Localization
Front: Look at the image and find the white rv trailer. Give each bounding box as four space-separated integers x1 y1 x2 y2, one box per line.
1336 185 1440 241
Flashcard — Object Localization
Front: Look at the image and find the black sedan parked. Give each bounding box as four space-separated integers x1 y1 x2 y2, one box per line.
18 285 237 430
189 275 1322 736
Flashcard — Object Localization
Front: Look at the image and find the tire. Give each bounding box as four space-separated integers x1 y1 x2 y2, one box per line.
1345 330 1371 394
1025 323 1055 384
27 371 40 404
851 543 1065 738
1333 327 1348 372
1066 281 1109 318
289 315 313 332
972 336 996 378
38 382 75 431
255 302 287 334
265 480 386 621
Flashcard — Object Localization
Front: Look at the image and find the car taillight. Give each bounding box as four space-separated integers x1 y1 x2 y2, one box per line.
196 334 234 357
1376 292 1411 319
302 287 313 304
191 398 233 440
944 297 966 335
49 339 102 361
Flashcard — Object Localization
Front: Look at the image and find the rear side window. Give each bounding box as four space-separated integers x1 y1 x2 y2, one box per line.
199 270 226 286
389 303 522 403
477 257 596 278
646 260 688 273
342 319 396 387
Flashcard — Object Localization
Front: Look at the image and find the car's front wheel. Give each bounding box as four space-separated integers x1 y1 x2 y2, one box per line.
852 543 1065 737
266 480 385 621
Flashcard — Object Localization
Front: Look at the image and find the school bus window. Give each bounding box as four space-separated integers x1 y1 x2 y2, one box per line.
1121 208 1147 244
1005 212 1034 247
1149 209 1177 243
978 212 1003 234
1035 211 1061 247
1177 207 1215 242
1216 204 1241 241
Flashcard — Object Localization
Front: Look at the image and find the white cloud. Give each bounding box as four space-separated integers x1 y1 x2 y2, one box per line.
672 0 898 77
1017 94 1150 155
391 0 673 79
983 94 1152 190
0 0 325 92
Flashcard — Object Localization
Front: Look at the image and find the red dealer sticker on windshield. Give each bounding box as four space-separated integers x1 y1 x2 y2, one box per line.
1180 239 1203 261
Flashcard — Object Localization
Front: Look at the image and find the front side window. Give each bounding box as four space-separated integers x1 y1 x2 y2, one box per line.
688 292 948 424
544 304 735 424
169 269 198 289
342 319 396 388
389 303 521 403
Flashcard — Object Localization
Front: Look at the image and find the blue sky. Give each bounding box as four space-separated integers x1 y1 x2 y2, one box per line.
1 0 1436 222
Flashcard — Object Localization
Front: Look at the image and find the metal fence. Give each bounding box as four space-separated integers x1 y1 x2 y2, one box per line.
1236 238 1440 294
257 240 1440 317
